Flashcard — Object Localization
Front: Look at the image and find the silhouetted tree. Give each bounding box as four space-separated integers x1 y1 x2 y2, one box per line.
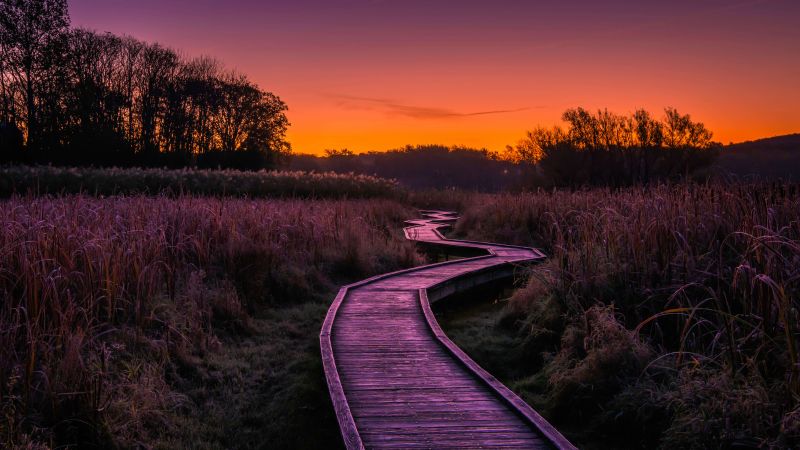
196 74 290 170
0 0 69 153
60 30 131 165
0 2 291 169
324 148 355 157
510 107 719 187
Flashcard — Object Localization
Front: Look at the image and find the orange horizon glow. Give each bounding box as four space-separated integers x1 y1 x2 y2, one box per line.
68 0 800 155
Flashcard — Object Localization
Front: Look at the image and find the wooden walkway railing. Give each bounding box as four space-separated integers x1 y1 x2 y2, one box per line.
320 211 577 449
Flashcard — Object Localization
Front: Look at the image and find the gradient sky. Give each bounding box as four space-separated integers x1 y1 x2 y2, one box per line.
68 0 800 154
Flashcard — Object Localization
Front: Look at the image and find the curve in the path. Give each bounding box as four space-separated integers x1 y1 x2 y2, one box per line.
320 210 576 450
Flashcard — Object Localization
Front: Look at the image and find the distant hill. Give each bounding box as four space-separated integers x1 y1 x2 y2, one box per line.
717 134 800 179
288 145 531 191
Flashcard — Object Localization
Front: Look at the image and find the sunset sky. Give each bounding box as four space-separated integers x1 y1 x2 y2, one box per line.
68 0 800 155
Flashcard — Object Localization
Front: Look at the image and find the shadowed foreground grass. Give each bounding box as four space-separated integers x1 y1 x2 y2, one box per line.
156 303 343 450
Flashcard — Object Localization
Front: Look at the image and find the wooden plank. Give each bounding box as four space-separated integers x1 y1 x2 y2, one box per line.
320 210 576 450
419 286 576 449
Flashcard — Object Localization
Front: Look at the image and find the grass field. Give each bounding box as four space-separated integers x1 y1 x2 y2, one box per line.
450 182 800 448
3 175 798 449
0 195 421 448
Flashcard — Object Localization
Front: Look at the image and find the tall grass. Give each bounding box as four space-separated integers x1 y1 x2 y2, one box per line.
0 195 421 448
456 182 800 448
0 166 404 199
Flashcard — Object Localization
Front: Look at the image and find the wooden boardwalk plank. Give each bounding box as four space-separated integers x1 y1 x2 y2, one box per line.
321 211 577 450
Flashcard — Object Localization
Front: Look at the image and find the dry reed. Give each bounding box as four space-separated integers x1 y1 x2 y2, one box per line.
457 182 800 447
0 195 421 447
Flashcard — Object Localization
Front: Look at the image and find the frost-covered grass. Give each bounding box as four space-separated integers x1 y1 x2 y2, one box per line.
0 195 422 448
451 182 800 448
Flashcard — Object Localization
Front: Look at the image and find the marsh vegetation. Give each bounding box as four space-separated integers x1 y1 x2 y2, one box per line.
2 177 798 449
448 182 800 448
0 195 420 448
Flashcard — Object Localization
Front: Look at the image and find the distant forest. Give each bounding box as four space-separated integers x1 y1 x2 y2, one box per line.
0 0 290 169
289 133 796 191
295 108 723 190
290 145 530 191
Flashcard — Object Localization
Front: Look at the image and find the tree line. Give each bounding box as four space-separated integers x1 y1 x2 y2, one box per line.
291 145 528 191
0 0 290 169
507 107 720 187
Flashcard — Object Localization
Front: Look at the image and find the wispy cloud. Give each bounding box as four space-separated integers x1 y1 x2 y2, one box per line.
327 94 531 119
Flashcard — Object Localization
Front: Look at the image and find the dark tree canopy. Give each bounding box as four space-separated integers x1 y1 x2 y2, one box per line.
509 107 719 187
0 0 290 169
0 0 69 152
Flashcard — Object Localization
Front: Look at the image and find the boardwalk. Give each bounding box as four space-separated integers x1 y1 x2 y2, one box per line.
320 211 576 449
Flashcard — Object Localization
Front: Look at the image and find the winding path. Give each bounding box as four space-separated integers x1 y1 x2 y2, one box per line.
320 211 576 449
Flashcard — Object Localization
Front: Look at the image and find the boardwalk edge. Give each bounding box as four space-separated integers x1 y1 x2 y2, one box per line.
321 210 578 450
